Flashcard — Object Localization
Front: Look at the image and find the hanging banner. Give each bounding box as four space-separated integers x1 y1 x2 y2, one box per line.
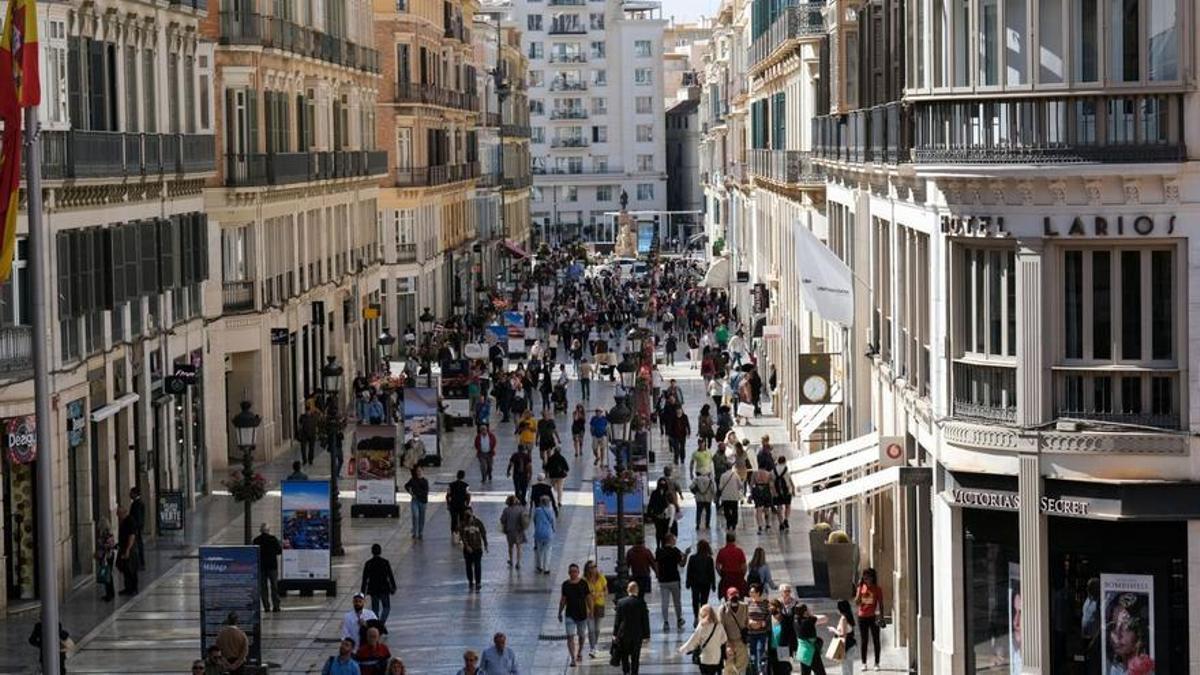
280 480 332 581
402 387 440 458
793 222 854 327
66 399 86 448
199 546 262 668
353 425 397 507
592 478 645 573
5 414 35 464
1100 573 1156 675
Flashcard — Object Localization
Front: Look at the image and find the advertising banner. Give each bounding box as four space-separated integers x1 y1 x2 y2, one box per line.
157 490 185 532
487 324 509 356
66 399 86 448
1008 563 1021 675
592 478 645 572
199 546 261 667
280 481 331 580
5 415 36 464
1101 573 1156 675
402 387 440 457
503 311 526 356
354 426 397 506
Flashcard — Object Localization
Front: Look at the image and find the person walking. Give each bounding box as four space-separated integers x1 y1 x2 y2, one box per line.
403 466 429 539
253 524 283 613
655 534 689 632
744 583 771 675
298 407 319 466
95 523 117 601
578 358 593 400
697 405 715 450
287 460 309 481
342 593 379 643
746 547 775 592
537 408 561 464
690 471 716 531
28 620 69 675
480 632 520 674
446 470 472 540
571 404 587 457
544 446 570 508
613 581 651 674
474 424 497 483
500 496 529 570
678 605 728 675
717 468 743 530
718 589 750 675
359 544 397 624
750 467 778 535
507 446 534 505
715 533 747 598
625 540 655 600
116 506 139 596
323 638 362 675
773 456 795 530
530 473 558 517
354 626 392 675
666 405 691 465
128 487 146 570
685 539 717 625
795 604 829 675
533 495 556 573
854 569 884 671
583 560 608 659
828 600 857 675
459 506 489 591
589 409 610 466
558 563 592 666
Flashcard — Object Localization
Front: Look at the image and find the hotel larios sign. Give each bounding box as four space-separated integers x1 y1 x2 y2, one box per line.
940 214 1177 237
946 487 1095 517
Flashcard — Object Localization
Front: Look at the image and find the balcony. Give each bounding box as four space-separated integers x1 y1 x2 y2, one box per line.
168 0 209 11
482 112 501 127
749 3 825 72
550 109 589 120
550 138 590 149
812 101 912 165
500 124 532 138
394 81 480 112
549 0 587 5
911 93 1187 165
222 281 257 312
549 21 587 34
548 80 588 92
748 149 824 186
225 150 387 187
217 11 380 74
0 325 31 375
952 361 1017 425
393 162 481 187
1054 369 1181 430
39 131 216 179
549 53 588 64
477 170 502 188
503 174 533 190
532 166 618 175
396 243 418 263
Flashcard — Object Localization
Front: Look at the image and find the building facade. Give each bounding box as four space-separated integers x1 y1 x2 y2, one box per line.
510 0 667 245
0 0 217 611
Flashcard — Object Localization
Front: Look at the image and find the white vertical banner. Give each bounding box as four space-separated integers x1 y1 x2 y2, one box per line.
793 221 854 327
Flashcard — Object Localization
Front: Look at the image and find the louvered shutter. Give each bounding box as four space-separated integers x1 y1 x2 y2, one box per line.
246 89 259 154
180 215 194 286
194 214 209 282
124 222 139 300
67 37 83 129
140 219 158 295
110 226 126 306
56 232 72 319
159 217 177 291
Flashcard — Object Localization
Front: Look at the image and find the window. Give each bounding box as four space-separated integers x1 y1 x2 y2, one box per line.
1038 0 1064 83
952 243 1018 423
528 14 543 30
637 154 653 171
532 186 544 202
565 186 578 202
1057 246 1178 427
531 127 545 143
1147 0 1178 80
634 40 652 57
529 42 544 59
589 13 605 29
592 69 607 86
636 124 653 142
591 97 607 114
590 41 606 59
596 185 613 201
1072 0 1099 82
635 68 652 85
529 99 544 115
635 96 653 114
0 238 29 325
593 155 608 172
636 184 654 200
529 70 544 87
592 126 607 142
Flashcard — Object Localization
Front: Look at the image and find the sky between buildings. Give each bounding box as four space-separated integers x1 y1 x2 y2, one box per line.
660 0 721 24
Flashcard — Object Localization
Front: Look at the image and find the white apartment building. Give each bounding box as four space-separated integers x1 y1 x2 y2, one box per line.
510 0 667 245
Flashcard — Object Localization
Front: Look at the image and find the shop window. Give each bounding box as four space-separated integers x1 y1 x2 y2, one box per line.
962 508 1020 675
952 244 1018 423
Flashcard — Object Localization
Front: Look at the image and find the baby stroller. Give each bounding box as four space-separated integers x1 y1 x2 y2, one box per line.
552 382 568 412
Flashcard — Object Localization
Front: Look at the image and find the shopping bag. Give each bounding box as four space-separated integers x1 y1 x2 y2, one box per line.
737 402 755 418
796 638 817 666
824 636 845 661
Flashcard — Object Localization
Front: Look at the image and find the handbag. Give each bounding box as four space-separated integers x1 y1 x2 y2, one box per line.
609 639 623 667
824 636 846 661
796 638 817 666
691 623 719 665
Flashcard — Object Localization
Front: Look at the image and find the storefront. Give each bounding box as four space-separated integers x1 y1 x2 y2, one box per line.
2 415 38 603
949 472 1192 675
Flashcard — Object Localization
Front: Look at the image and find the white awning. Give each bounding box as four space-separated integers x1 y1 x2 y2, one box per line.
801 466 899 512
90 392 140 423
701 256 730 288
792 446 879 488
787 431 879 474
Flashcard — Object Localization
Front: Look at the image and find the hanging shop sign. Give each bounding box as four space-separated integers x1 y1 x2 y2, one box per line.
5 415 36 464
878 436 905 467
67 399 86 448
270 328 289 346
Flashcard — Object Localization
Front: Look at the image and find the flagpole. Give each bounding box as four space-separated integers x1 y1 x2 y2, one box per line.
27 101 61 674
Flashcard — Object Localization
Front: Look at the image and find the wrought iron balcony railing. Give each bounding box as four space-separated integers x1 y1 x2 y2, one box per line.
549 53 588 64
218 11 380 74
500 124 532 138
394 162 481 187
812 101 911 165
550 138 590 148
225 149 387 187
749 3 824 70
548 80 588 92
222 281 257 312
748 149 824 185
39 130 216 179
1054 369 1180 430
952 360 1018 424
0 325 31 376
549 21 587 34
550 108 589 120
394 81 480 112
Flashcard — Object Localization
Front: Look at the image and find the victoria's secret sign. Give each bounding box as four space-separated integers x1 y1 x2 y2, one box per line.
947 487 1093 517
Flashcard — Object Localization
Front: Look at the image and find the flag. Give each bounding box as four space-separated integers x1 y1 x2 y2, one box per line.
793 220 855 327
0 0 38 283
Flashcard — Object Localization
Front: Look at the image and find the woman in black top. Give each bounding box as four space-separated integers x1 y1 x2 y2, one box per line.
685 539 717 625
794 604 829 675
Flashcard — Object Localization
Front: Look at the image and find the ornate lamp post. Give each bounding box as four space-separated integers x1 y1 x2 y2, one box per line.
419 307 435 386
378 327 396 373
605 398 633 590
320 356 347 556
230 401 262 546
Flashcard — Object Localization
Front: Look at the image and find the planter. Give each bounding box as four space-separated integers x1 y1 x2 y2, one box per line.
825 541 859 601
808 528 830 593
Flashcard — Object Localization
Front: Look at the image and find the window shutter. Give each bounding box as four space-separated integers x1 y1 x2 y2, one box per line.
110 226 126 306
67 37 83 129
56 232 72 319
224 89 236 155
180 215 194 286
87 39 106 130
90 228 107 312
139 219 158 295
159 217 178 290
124 222 139 300
70 230 86 316
245 88 258 155
194 214 209 282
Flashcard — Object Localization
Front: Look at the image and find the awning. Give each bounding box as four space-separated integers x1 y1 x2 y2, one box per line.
801 466 900 512
500 239 529 259
701 256 730 288
90 392 140 423
688 232 709 244
793 446 878 488
787 431 879 474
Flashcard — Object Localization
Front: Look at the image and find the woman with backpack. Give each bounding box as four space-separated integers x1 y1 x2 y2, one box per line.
746 547 774 592
750 468 777 535
773 456 795 530
697 405 715 450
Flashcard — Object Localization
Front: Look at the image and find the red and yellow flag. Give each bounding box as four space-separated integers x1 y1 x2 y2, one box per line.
0 0 38 283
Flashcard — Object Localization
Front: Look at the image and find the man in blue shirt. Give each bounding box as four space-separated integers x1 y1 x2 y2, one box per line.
479 632 520 674
321 638 361 675
589 409 609 466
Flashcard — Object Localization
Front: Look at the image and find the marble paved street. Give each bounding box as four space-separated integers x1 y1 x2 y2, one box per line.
2 357 908 674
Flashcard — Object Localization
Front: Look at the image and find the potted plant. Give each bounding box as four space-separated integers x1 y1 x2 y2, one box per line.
809 522 832 592
825 529 859 601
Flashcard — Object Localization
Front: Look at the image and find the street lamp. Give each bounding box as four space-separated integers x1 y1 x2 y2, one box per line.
231 401 261 546
320 356 346 557
418 307 436 386
378 327 396 371
605 397 633 592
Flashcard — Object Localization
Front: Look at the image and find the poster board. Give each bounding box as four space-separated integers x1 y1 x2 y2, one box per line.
353 426 398 515
1100 573 1155 675
157 490 185 533
402 387 440 458
280 480 332 581
199 546 261 667
592 478 645 573
503 311 526 357
487 325 509 356
1008 563 1021 675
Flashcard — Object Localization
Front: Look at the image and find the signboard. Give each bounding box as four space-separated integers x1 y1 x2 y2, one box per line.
592 478 645 572
943 487 1106 518
402 387 440 458
362 304 380 320
1100 574 1155 675
280 481 332 581
157 490 186 532
199 546 262 667
5 415 36 464
66 399 86 448
879 436 905 467
762 325 782 340
502 311 526 357
354 426 397 506
270 328 289 345
898 466 933 487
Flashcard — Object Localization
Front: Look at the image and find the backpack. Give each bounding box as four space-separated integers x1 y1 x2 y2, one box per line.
774 468 792 497
747 566 762 587
461 520 484 552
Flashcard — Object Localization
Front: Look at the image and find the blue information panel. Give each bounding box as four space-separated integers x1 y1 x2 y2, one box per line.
199 546 261 667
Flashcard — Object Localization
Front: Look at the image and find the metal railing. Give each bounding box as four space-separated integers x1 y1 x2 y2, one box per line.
749 3 825 69
549 21 587 34
395 243 418 262
393 162 480 187
225 150 386 187
550 108 589 120
222 281 256 312
550 138 589 148
503 174 533 189
169 0 209 10
394 81 480 111
912 93 1187 164
748 149 824 185
548 80 588 92
500 124 532 137
38 130 216 179
1054 369 1180 430
218 11 380 74
549 53 588 63
812 101 911 165
0 325 31 374
952 361 1018 424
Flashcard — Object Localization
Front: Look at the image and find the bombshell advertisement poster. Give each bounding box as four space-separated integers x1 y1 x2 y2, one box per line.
354 425 397 506
280 480 332 580
1101 573 1156 675
592 478 645 572
402 387 440 457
